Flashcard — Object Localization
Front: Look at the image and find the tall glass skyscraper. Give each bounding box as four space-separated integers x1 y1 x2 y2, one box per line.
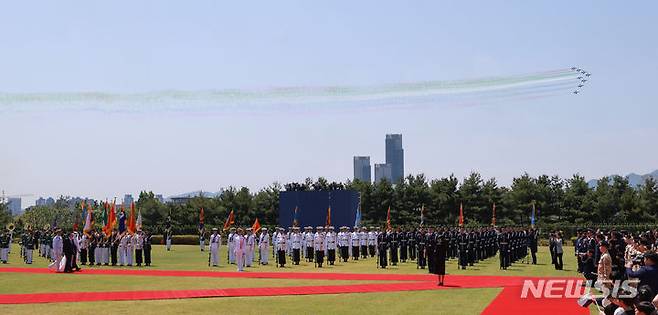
353 156 372 183
385 134 404 183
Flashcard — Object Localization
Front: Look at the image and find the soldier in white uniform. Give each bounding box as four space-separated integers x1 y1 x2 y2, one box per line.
276 228 287 267
338 227 349 262
291 227 302 265
245 228 255 267
258 228 270 265
233 228 246 272
126 233 134 266
325 226 337 265
118 233 127 266
368 226 378 257
359 227 368 259
314 226 326 268
304 227 314 262
50 229 64 270
209 228 221 267
227 227 236 264
351 228 361 260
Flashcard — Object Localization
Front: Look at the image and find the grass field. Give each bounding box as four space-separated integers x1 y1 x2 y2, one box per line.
0 243 582 315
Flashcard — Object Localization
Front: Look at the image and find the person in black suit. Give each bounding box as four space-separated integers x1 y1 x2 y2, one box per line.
63 232 76 273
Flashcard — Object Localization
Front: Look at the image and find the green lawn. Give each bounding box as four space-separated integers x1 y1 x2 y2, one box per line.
0 244 581 315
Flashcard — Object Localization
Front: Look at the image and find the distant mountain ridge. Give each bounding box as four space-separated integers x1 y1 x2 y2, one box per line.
588 170 658 188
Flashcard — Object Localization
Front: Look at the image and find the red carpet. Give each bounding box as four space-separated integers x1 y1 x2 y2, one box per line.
0 266 588 314
481 285 589 315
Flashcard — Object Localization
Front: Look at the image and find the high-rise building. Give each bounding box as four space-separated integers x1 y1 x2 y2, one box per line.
7 197 21 215
374 163 392 183
155 194 164 203
123 194 134 207
385 134 404 183
353 156 372 183
36 197 46 206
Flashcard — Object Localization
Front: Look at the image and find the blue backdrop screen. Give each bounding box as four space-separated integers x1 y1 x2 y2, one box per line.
278 190 360 228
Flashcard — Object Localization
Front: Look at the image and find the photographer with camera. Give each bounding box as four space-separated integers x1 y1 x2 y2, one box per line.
625 251 658 298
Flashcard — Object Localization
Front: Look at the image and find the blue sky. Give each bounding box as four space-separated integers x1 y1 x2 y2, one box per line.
1 1 657 206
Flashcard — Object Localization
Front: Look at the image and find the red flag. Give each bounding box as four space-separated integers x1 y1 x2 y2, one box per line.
199 208 205 225
458 202 464 227
128 202 137 234
326 206 331 226
491 203 496 227
252 218 261 234
223 210 235 231
103 200 117 236
386 206 391 230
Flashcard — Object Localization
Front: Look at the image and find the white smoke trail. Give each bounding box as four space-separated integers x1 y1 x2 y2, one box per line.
0 68 586 114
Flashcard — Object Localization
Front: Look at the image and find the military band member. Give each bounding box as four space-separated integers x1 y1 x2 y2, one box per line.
326 226 337 265
165 215 173 251
377 228 388 268
351 228 360 260
199 227 206 252
24 229 34 264
291 227 302 265
314 226 326 267
276 227 287 267
368 227 377 257
246 228 255 267
0 230 10 263
209 228 221 267
258 228 269 265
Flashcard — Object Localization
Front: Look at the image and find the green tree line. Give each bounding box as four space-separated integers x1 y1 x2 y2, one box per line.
12 172 658 235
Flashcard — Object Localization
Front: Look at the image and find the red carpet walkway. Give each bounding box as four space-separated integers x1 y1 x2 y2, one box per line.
0 267 590 314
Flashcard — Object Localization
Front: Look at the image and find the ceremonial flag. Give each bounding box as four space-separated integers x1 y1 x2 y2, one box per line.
252 218 261 234
223 210 235 231
386 206 391 230
292 206 299 227
83 204 93 235
102 203 108 229
354 204 361 228
136 209 142 231
118 205 127 233
492 203 496 227
128 202 137 234
326 206 331 226
531 202 536 227
420 204 425 226
458 202 464 227
107 200 117 233
199 207 205 230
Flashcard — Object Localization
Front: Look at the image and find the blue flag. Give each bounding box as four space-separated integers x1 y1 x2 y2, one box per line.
118 210 127 233
530 203 536 226
292 206 299 227
354 205 361 228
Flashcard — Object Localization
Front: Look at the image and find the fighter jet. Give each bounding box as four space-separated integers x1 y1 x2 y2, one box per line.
577 76 583 79
581 79 588 83
573 91 579 94
571 67 577 71
581 70 587 74
578 84 584 88
585 73 591 77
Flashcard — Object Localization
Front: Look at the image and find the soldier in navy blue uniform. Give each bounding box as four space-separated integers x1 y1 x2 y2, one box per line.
458 229 468 270
388 229 399 266
416 228 426 269
408 228 416 261
399 228 408 263
377 229 388 268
